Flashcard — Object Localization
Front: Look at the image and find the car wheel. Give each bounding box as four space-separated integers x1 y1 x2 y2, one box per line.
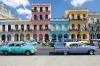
64 51 68 55
89 50 94 55
3 51 8 55
25 51 31 55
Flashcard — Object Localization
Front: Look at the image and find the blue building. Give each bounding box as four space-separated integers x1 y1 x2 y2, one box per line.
50 18 70 40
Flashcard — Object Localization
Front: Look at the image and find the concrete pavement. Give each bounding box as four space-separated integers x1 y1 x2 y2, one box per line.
0 56 100 66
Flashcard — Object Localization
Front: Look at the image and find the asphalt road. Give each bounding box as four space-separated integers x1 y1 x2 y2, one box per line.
0 44 100 55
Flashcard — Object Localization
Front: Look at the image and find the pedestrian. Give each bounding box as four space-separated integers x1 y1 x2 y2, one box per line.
90 41 95 46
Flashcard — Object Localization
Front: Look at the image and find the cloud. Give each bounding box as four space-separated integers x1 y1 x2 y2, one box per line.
71 0 93 7
17 8 31 19
0 0 30 8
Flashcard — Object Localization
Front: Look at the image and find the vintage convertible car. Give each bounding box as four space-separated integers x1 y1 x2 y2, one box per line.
54 43 98 55
0 41 37 55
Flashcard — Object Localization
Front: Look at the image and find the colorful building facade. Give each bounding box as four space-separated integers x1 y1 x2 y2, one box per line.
89 12 100 39
32 4 51 42
12 20 33 41
50 18 70 40
64 9 89 40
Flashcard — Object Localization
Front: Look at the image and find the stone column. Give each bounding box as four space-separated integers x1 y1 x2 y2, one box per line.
24 25 27 31
56 25 58 31
5 25 8 32
30 33 33 40
37 25 39 31
0 24 2 32
19 34 20 41
11 34 14 41
24 34 26 41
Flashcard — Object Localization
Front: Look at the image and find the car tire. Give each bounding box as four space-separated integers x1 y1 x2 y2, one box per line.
3 51 8 55
64 51 68 55
88 50 94 55
25 51 31 55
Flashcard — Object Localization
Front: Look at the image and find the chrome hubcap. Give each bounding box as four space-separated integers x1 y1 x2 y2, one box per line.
26 52 30 55
90 51 93 55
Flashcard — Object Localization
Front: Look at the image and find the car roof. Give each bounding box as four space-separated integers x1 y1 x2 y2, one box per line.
8 41 24 44
65 42 81 45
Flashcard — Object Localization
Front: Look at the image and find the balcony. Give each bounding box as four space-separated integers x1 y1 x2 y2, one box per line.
69 28 89 31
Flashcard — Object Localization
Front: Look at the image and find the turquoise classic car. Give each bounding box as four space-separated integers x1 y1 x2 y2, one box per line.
0 41 37 55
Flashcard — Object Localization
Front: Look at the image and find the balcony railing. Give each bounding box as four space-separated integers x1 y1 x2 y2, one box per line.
69 28 89 31
71 18 87 20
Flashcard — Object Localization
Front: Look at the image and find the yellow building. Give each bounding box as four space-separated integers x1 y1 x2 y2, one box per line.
64 9 89 40
11 20 33 41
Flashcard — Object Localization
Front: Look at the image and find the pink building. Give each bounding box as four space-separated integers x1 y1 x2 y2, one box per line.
32 4 51 42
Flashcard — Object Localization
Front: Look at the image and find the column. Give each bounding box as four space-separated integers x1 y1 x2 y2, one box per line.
0 24 2 32
19 34 20 41
62 24 64 31
30 33 33 40
56 25 58 31
43 36 45 42
24 34 26 41
37 25 39 31
5 25 8 32
24 25 27 31
11 25 15 30
19 25 21 30
37 34 39 41
11 34 14 41
43 24 45 30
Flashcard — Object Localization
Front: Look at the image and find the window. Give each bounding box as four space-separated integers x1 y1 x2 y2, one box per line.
45 15 48 20
97 19 99 24
2 25 5 32
70 44 78 47
72 14 74 19
77 14 81 20
45 7 48 12
21 25 24 31
27 25 30 30
15 25 18 30
16 44 21 46
34 15 38 20
34 7 37 12
40 15 43 20
83 14 86 20
9 44 14 46
34 25 37 30
8 25 11 31
40 7 43 12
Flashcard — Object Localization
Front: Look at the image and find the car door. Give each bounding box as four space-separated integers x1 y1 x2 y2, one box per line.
8 43 15 53
76 44 87 53
14 44 23 53
68 43 79 53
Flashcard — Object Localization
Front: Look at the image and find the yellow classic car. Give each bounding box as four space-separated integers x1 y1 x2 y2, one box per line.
80 40 89 44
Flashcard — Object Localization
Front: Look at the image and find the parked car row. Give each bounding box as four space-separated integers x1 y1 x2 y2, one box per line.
0 39 99 55
0 39 38 55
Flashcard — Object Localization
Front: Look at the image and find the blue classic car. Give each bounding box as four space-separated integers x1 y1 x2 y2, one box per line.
54 43 98 55
0 41 37 55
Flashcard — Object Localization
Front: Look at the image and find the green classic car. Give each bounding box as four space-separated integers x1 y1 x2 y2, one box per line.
0 41 37 55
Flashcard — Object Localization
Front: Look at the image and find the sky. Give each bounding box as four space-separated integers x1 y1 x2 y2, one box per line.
0 0 100 20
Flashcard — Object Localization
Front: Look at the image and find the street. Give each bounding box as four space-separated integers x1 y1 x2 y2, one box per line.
0 44 100 55
0 44 100 66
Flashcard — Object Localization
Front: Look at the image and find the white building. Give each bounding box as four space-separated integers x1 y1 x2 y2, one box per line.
0 20 13 41
0 4 16 19
89 12 100 39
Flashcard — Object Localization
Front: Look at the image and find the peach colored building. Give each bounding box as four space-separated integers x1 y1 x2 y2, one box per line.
32 4 51 42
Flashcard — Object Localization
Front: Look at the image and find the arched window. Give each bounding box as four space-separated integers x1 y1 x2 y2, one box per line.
83 34 87 39
20 34 24 41
27 24 30 30
34 15 38 20
52 34 56 40
2 25 5 32
71 34 76 39
14 34 19 41
77 14 81 20
15 25 18 30
45 15 48 20
64 34 68 38
40 15 43 20
72 14 74 19
72 24 75 30
26 34 30 40
34 25 37 30
58 34 62 40
7 34 11 41
83 14 86 20
33 34 37 40
8 25 11 31
39 25 43 31
45 25 48 30
21 24 24 31
40 7 43 12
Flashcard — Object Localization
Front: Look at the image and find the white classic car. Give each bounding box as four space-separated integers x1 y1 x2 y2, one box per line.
25 39 37 46
54 43 98 55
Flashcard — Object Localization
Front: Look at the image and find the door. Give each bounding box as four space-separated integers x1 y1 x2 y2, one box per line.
9 43 15 53
14 44 23 53
68 43 79 53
